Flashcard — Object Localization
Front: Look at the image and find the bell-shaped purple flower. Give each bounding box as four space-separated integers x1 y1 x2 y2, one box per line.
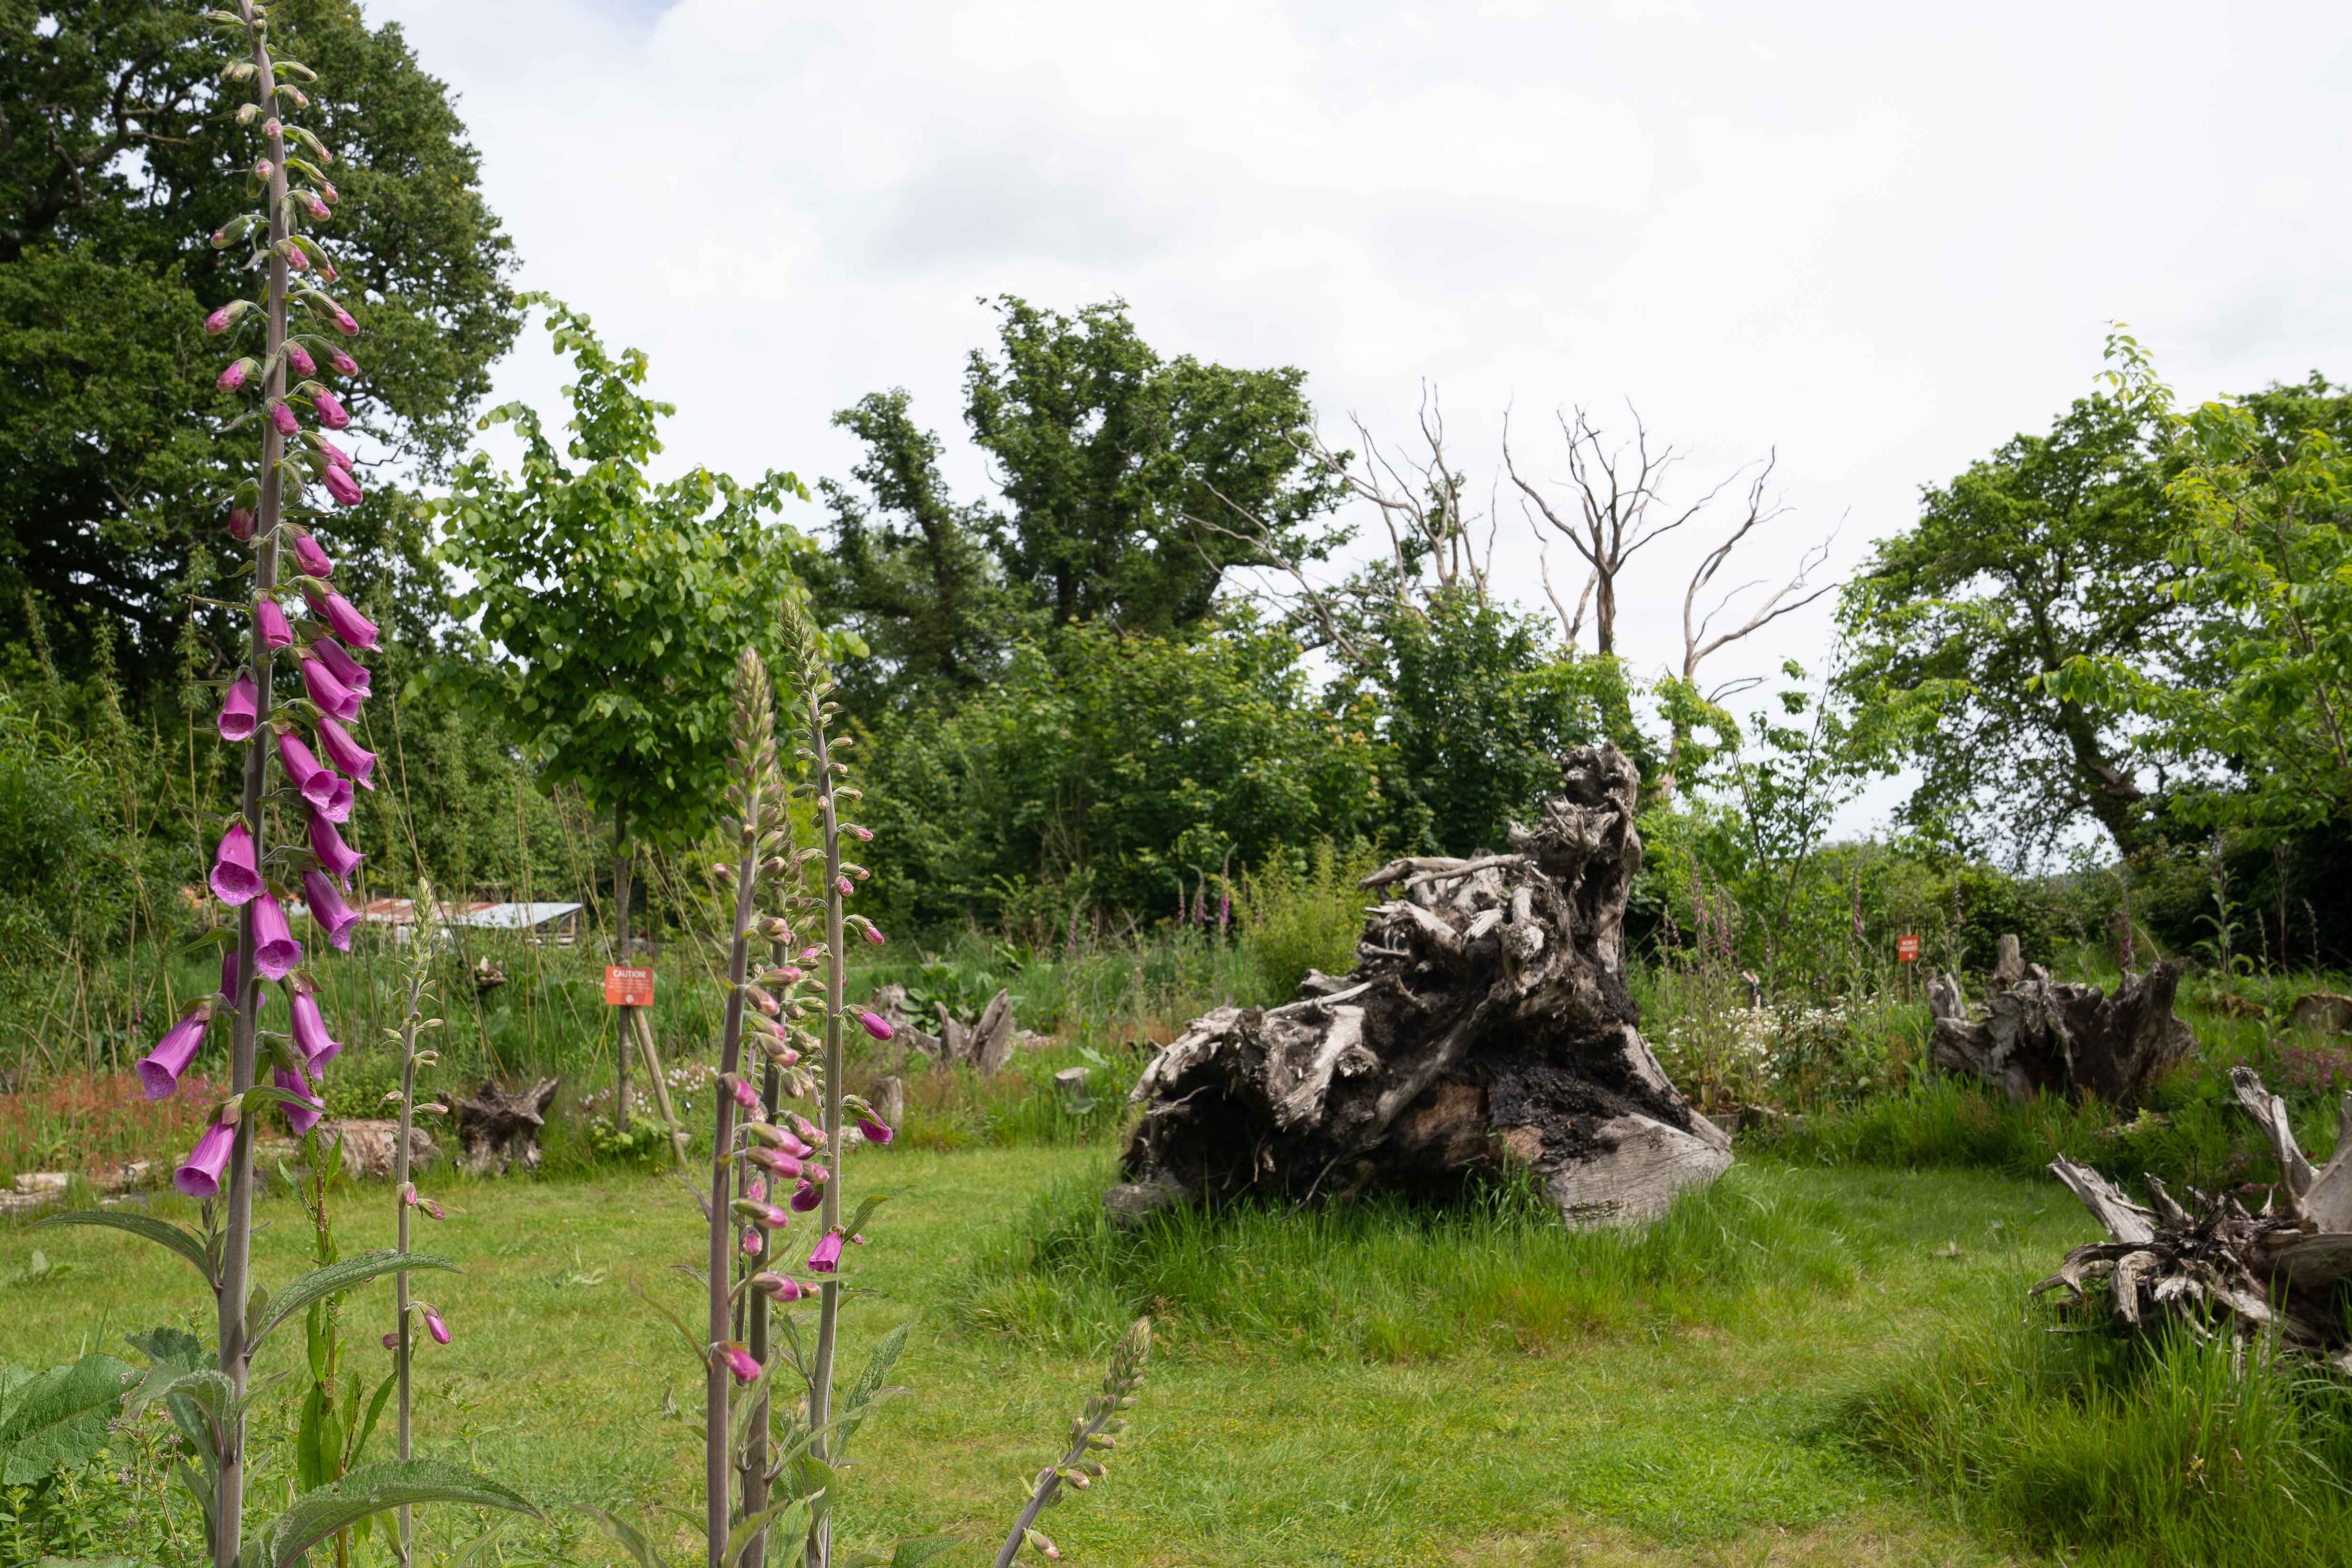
277 730 340 813
275 1063 323 1137
270 401 301 437
257 598 293 650
218 358 257 393
790 1180 823 1213
217 673 258 742
303 867 361 951
319 771 355 824
290 981 342 1069
858 1117 895 1146
317 717 376 788
808 1231 843 1274
252 889 304 980
307 590 379 650
292 532 334 578
288 342 317 377
312 636 369 698
137 1000 215 1099
175 1120 236 1199
322 464 363 508
314 389 351 429
307 812 365 888
299 650 363 721
211 821 263 907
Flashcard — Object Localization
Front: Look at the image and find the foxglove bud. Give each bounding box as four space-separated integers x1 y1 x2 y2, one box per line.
718 1343 759 1382
270 401 301 437
317 435 353 470
329 349 358 375
205 300 251 334
287 342 317 377
835 875 854 897
747 1147 803 1180
218 358 258 393
301 191 331 220
845 823 873 841
858 1009 894 1042
309 590 379 650
217 673 259 742
254 157 274 181
726 1074 758 1111
314 388 350 429
858 1117 895 1146
257 598 293 649
322 463 363 507
331 307 359 337
285 244 309 271
423 1306 451 1346
228 507 255 541
292 531 334 578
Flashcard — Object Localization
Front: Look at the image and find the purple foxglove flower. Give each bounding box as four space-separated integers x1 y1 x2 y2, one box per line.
228 507 255 541
317 435 353 471
217 673 258 742
835 875 854 897
312 636 368 696
299 651 363 720
742 1227 762 1256
289 982 342 1068
745 1174 768 1203
288 342 317 377
382 1333 399 1349
858 1117 895 1146
329 349 358 375
320 772 355 824
792 1115 826 1147
271 402 301 437
728 1074 758 1111
322 464 363 508
719 1343 758 1382
277 730 340 813
175 1120 236 1198
302 192 331 219
331 307 359 337
315 177 341 203
790 1180 821 1213
808 1231 843 1274
747 1201 791 1229
211 821 263 906
308 812 365 888
137 1001 214 1099
285 246 309 271
204 302 246 335
802 1163 831 1185
747 1147 802 1180
253 889 304 979
257 598 293 649
317 716 376 787
862 924 885 946
217 945 246 1003
799 946 824 964
309 590 379 650
314 389 350 429
858 1009 893 1042
423 1306 450 1346
274 1064 323 1137
845 823 873 842
218 358 257 393
418 1195 444 1219
752 1272 807 1302
778 965 804 985
303 867 360 951
292 531 334 578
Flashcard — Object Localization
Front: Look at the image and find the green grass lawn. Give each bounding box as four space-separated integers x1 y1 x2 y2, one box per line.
1 1144 2101 1566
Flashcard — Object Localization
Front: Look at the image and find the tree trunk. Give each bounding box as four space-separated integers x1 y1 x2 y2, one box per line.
612 820 631 1134
1112 745 1730 1231
1928 959 2195 1110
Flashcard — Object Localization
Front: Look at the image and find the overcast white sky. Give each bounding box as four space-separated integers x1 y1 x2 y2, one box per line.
370 0 2352 831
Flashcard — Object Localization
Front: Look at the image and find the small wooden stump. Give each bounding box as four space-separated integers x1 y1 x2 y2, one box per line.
449 1078 560 1175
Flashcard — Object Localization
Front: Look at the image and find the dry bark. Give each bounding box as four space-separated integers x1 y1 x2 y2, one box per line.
1928 959 2195 1110
2037 1068 2352 1368
449 1077 560 1174
1110 745 1730 1231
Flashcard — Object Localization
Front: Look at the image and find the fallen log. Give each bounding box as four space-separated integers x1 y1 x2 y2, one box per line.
1929 959 2195 1110
1110 745 1730 1231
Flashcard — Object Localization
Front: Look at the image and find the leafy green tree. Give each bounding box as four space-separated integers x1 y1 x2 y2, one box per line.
1837 376 2180 861
963 295 1341 631
2056 358 2352 840
437 301 813 1121
810 389 1033 715
0 0 517 680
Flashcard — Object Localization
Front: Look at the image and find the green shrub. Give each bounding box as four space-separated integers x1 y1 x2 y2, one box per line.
1232 839 1381 1003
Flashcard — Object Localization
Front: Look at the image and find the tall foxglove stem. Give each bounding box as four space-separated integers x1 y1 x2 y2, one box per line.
391 886 439 1568
741 932 785 1558
708 649 775 1564
804 683 846 1568
216 11 292 1562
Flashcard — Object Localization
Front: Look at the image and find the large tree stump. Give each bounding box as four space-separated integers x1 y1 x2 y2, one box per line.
1110 745 1731 1231
2035 1068 2352 1370
1928 960 2195 1110
450 1077 560 1174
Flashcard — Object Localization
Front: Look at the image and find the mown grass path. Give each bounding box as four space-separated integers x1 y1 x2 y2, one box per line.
1 1147 2094 1565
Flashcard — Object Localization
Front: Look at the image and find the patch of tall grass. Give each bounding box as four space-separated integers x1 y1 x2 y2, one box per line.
1850 1279 2352 1565
946 1160 1863 1361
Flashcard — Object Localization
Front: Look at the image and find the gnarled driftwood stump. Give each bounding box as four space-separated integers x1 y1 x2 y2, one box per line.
1111 745 1730 1230
1929 960 2194 1110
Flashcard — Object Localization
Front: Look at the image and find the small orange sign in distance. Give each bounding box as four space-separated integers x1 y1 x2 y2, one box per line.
1896 935 1921 963
604 965 654 1006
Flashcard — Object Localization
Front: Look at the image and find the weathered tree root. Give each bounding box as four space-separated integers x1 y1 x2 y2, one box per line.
1929 960 2195 1110
2037 1068 2352 1368
450 1076 560 1174
1110 745 1730 1231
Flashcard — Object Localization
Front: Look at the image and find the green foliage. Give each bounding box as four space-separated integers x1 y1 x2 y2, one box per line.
1229 839 1382 1002
0 691 143 953
0 1352 132 1486
1853 1295 2352 1566
0 0 517 678
962 296 1340 632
